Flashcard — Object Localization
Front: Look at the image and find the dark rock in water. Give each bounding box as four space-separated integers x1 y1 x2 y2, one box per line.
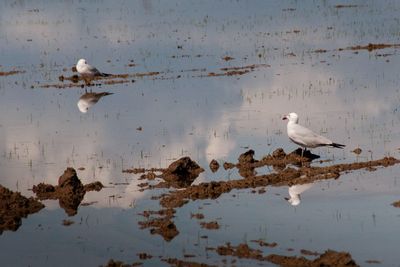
0 185 44 234
238 149 257 165
209 159 220 172
58 168 83 189
33 167 104 216
162 157 204 188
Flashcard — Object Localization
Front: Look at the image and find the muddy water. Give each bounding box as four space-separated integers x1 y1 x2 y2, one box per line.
1 1 400 266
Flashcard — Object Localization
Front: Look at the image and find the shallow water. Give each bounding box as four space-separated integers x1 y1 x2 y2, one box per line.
1 1 400 266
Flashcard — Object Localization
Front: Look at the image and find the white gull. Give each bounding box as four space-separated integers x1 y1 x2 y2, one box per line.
282 112 345 157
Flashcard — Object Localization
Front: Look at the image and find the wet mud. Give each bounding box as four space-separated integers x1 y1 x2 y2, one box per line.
102 259 143 267
214 243 358 267
392 200 400 208
0 185 44 234
32 168 104 216
131 148 399 242
200 221 219 230
159 149 398 211
0 70 25 76
40 63 270 89
162 258 216 267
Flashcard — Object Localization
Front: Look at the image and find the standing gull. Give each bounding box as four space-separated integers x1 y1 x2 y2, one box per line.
282 112 345 157
76 59 110 84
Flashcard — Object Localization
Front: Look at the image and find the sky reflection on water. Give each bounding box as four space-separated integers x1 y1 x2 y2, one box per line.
1 0 400 266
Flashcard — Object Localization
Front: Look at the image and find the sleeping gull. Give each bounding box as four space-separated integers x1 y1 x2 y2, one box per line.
282 112 345 157
76 59 110 84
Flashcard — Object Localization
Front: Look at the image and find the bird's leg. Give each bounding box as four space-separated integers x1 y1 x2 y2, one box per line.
301 147 305 158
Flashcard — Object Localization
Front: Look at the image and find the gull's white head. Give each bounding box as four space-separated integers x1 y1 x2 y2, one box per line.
76 59 87 73
282 112 299 123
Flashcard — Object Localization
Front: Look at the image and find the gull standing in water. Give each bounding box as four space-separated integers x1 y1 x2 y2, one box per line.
76 59 110 84
77 92 113 113
282 112 345 157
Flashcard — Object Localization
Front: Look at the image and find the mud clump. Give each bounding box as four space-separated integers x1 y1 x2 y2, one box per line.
162 157 204 188
216 243 264 260
267 249 359 267
138 208 179 242
102 259 142 267
32 168 104 216
0 185 44 234
215 243 359 267
200 221 220 230
392 200 400 208
162 258 216 267
209 159 220 172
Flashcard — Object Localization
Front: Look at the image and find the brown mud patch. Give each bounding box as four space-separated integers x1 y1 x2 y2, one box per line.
102 259 143 267
391 200 400 208
162 258 216 267
131 148 400 241
32 167 104 216
200 221 219 230
313 43 400 54
214 243 358 266
0 70 25 76
335 4 359 8
0 185 44 234
41 63 269 89
135 157 204 241
159 149 398 211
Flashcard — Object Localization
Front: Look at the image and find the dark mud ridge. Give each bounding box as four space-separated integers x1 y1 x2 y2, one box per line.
131 148 400 242
32 167 104 216
0 185 44 234
214 242 359 267
40 63 270 89
102 242 358 267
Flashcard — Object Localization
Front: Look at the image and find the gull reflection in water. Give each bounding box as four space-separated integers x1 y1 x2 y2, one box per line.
285 183 314 206
77 91 113 113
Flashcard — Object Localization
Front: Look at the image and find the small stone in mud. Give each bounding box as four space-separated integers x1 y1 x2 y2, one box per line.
200 221 220 230
162 157 204 188
209 159 220 172
136 127 142 131
352 148 362 155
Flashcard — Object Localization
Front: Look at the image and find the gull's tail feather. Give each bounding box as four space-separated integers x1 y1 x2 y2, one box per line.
330 143 345 149
100 72 111 77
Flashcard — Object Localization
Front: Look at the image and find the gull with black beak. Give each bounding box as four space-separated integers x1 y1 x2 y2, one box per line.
282 112 345 157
